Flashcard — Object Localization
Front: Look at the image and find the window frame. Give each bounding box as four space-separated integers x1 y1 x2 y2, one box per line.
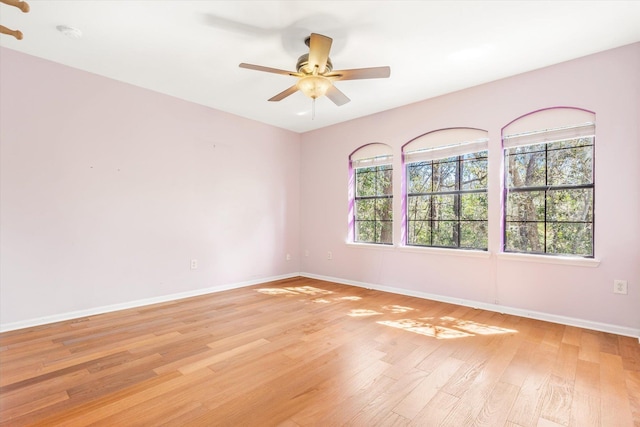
353 164 393 245
501 107 596 258
349 143 394 245
405 151 488 250
402 128 489 251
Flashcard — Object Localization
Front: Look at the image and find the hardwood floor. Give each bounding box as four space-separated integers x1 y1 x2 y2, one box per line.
1 276 638 426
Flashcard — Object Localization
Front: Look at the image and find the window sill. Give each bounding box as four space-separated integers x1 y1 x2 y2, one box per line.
497 252 600 267
345 242 396 251
397 245 491 258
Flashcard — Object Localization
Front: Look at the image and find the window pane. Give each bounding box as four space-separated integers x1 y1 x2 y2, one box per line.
506 149 545 188
546 222 593 256
510 144 546 155
408 220 431 246
432 221 457 247
406 151 487 250
460 221 488 249
407 195 430 221
463 150 488 161
547 145 593 186
408 162 432 194
355 199 375 221
378 220 393 244
461 159 488 190
433 195 456 220
354 164 393 245
505 222 545 253
432 159 457 192
461 193 487 221
549 137 594 150
546 188 593 222
377 198 393 221
506 191 544 222
356 168 377 197
355 221 375 243
377 166 393 196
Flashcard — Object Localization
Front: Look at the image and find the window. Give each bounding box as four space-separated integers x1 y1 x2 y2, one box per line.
350 143 393 244
403 129 489 250
503 108 595 257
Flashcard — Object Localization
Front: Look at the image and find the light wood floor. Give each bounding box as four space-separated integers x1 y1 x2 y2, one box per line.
1 277 638 426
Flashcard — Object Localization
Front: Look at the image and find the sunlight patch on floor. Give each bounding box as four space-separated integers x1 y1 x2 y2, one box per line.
439 316 518 335
255 287 518 339
286 286 334 295
336 296 362 301
348 309 383 317
257 286 334 296
382 305 415 314
378 316 518 339
378 319 473 339
257 288 300 296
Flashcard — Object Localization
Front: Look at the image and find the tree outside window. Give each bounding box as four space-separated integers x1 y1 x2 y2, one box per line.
504 137 594 256
406 151 488 249
354 164 393 244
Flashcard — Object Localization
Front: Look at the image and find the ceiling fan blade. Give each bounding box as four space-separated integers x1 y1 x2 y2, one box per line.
325 84 350 106
239 63 301 77
326 66 391 81
308 33 332 74
268 85 300 102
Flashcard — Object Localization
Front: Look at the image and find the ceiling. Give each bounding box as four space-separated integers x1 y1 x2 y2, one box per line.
1 1 639 133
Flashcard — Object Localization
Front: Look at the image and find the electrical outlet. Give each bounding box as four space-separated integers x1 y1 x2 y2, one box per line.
304 249 309 257
286 253 291 261
190 259 198 270
613 279 628 295
327 251 332 260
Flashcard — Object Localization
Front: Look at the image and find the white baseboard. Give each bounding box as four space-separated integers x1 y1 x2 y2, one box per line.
3 272 638 341
301 272 640 340
0 273 299 333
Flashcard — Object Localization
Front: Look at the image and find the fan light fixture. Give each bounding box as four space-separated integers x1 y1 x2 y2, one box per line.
296 75 331 99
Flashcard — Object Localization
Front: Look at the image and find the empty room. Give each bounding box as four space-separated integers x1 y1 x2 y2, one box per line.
1 1 639 426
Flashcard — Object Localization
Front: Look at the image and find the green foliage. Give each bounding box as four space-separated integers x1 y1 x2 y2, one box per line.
355 165 393 244
505 137 594 256
406 151 488 250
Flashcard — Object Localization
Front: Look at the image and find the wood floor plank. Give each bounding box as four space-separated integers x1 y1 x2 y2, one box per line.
473 380 519 426
0 276 638 426
392 356 464 419
409 390 459 426
569 390 600 427
347 368 428 425
539 374 573 426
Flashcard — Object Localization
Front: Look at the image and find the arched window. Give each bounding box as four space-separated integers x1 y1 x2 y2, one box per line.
349 143 393 244
502 107 595 257
402 128 489 250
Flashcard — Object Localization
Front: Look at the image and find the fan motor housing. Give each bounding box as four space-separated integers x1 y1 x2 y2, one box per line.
297 53 333 75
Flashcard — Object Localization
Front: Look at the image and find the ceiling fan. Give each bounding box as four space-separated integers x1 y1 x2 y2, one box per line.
239 33 390 107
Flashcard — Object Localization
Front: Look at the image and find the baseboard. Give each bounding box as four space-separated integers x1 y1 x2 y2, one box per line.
0 273 299 333
301 272 640 340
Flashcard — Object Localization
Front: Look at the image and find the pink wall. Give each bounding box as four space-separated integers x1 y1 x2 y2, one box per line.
0 48 301 326
2 43 638 335
299 43 640 333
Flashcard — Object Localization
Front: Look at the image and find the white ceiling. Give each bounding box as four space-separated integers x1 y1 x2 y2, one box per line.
2 1 639 133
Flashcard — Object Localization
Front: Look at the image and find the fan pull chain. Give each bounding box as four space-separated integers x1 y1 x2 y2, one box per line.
312 98 316 120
